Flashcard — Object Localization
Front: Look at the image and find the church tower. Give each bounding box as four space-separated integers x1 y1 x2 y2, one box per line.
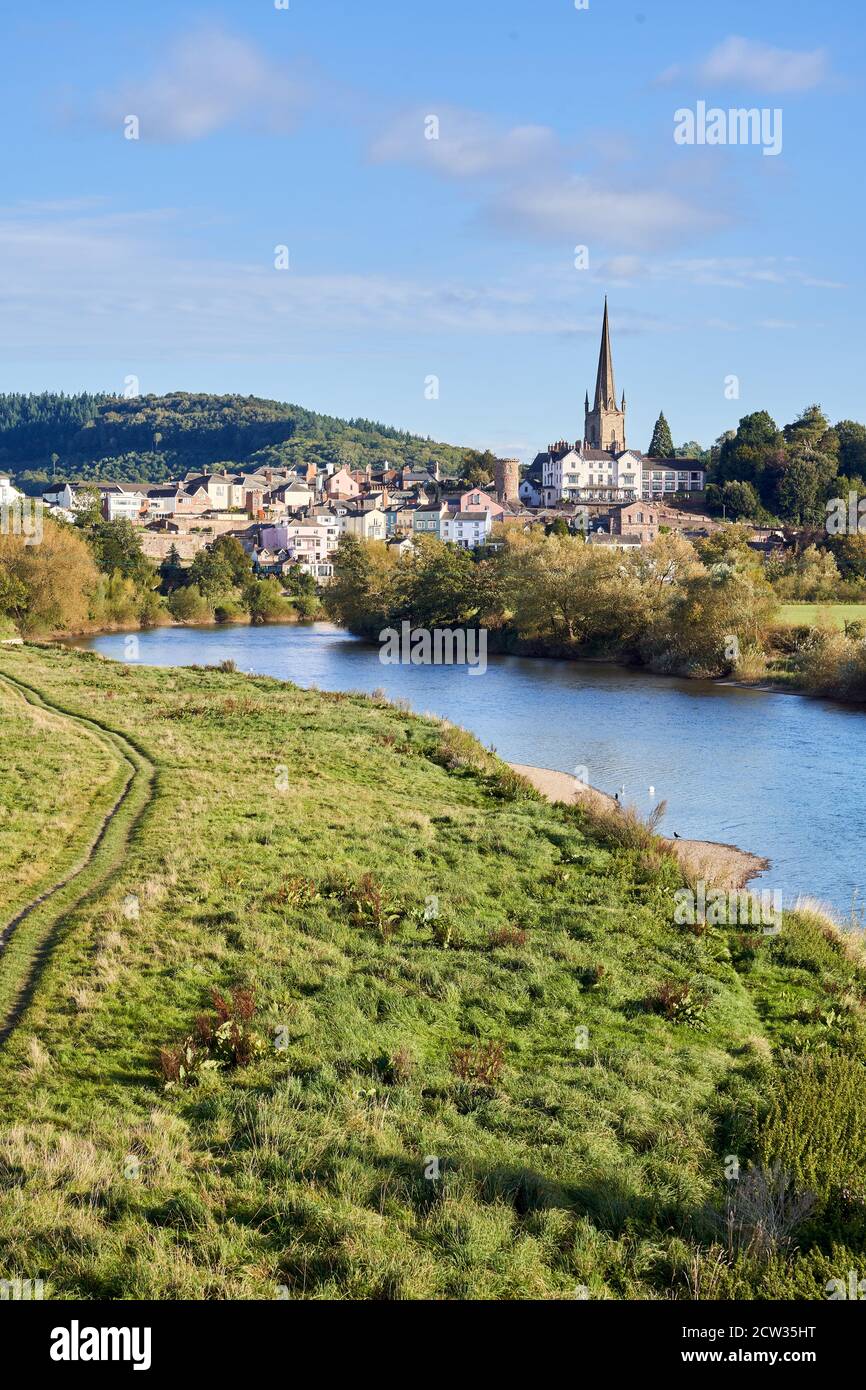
583 297 626 453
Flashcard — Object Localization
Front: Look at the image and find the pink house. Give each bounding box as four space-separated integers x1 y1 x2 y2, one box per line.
459 488 505 520
326 467 361 500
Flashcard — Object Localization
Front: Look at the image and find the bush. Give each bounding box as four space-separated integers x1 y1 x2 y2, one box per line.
646 979 710 1029
159 986 266 1088
169 584 213 624
450 1040 506 1086
213 599 246 623
756 1055 866 1207
243 578 294 624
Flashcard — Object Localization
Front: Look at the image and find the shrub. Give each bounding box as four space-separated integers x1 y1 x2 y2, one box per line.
717 1163 816 1260
450 1040 505 1085
159 985 266 1088
646 980 710 1029
169 584 213 624
756 1055 866 1207
488 925 527 949
213 600 245 623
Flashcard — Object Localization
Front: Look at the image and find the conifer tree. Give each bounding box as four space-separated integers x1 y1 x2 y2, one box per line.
647 412 674 458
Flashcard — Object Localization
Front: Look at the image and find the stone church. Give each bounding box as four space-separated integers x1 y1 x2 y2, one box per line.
522 299 706 508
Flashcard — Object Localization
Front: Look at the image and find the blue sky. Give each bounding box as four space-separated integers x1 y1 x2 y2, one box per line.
0 0 862 459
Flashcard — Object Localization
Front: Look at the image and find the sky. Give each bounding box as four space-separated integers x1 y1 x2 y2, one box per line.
0 0 863 460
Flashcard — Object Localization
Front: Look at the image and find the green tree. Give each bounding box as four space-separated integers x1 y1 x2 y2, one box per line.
774 448 836 526
242 578 294 623
707 480 766 521
834 420 866 480
647 412 674 458
168 584 212 623
159 544 186 594
81 519 152 584
325 535 399 635
210 534 253 587
461 449 496 487
716 411 785 505
188 545 235 599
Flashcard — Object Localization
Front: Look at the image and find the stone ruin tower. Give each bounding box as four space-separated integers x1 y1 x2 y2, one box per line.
494 457 520 506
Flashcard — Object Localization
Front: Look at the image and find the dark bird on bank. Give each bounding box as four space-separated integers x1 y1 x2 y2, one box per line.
673 831 681 839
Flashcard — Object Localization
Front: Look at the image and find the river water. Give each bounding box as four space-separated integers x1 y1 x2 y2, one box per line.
72 622 866 917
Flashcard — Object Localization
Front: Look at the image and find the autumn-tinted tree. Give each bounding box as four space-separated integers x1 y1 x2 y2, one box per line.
0 517 99 634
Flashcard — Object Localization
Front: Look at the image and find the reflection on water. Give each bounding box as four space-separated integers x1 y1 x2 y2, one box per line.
70 621 866 916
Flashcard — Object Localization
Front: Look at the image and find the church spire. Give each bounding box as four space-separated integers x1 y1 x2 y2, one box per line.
583 296 626 453
593 295 616 411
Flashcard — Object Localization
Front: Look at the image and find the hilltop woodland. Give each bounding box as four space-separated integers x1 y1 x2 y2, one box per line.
0 392 473 490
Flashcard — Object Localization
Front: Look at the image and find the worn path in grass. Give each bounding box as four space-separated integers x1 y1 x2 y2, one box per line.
508 762 768 890
0 670 155 1041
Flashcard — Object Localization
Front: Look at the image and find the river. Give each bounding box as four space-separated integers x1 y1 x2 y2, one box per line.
71 621 866 918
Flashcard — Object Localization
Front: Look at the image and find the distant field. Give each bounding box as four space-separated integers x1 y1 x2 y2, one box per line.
776 602 866 630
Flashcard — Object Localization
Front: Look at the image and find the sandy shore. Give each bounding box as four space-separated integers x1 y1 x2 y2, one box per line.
508 762 769 891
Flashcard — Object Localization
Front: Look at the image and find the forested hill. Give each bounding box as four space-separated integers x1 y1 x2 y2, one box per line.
0 392 472 489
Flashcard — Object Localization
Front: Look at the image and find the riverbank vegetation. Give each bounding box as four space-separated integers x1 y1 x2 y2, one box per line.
325 529 866 702
0 644 863 1299
0 513 317 637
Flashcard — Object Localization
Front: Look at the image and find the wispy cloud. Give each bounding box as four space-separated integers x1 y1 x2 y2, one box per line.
488 179 721 251
88 28 307 141
659 36 829 94
371 105 722 251
596 255 845 291
0 204 631 364
370 106 563 178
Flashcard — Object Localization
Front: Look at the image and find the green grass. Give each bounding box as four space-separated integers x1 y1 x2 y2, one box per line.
776 602 866 630
0 644 863 1300
0 674 121 927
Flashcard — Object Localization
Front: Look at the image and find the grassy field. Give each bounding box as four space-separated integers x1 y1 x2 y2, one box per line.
776 602 866 630
0 674 120 925
0 644 864 1300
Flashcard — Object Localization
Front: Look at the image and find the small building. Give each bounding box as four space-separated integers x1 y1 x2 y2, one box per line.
441 510 492 549
610 501 660 545
101 485 146 523
641 460 705 501
412 503 447 539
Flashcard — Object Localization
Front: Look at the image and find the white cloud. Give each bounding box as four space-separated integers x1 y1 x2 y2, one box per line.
372 107 721 251
370 106 562 178
92 28 306 141
660 36 829 94
488 178 722 251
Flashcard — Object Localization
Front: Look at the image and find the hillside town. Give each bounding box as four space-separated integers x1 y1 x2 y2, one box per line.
11 304 745 587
